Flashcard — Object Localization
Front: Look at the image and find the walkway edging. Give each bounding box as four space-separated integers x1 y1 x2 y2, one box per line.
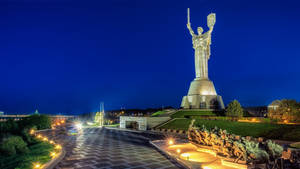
149 140 189 169
44 148 66 169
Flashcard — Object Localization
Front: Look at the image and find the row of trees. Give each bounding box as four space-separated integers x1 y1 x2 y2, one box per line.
225 99 300 122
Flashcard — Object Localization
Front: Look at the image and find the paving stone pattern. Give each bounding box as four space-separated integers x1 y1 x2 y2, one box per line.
44 127 183 169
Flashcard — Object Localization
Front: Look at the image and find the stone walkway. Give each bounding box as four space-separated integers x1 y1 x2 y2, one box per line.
43 127 184 169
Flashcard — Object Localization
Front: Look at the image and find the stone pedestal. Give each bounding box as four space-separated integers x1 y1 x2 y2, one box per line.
181 78 224 109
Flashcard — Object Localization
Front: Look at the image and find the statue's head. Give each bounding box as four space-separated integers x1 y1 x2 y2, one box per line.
197 27 203 34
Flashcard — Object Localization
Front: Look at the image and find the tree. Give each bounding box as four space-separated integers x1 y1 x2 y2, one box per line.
18 114 51 130
226 100 243 117
268 99 300 122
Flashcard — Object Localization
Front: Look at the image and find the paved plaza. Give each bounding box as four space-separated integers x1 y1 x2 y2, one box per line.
43 127 184 169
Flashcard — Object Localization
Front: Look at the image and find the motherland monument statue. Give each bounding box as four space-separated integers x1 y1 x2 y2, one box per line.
181 8 224 109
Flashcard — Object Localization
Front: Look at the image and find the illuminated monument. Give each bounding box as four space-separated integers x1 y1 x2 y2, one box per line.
181 9 224 109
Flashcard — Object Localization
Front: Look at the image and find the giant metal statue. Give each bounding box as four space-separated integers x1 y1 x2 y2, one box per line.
187 8 215 79
181 9 224 109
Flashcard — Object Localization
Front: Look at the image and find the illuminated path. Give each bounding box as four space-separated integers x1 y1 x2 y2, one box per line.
49 127 183 169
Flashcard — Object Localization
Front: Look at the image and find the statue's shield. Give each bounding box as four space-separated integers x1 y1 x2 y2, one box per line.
207 13 216 28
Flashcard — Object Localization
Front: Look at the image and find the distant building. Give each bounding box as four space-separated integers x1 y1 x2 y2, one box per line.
268 100 281 111
0 111 4 115
34 109 39 115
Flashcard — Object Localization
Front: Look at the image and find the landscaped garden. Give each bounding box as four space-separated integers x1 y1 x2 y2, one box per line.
158 118 300 141
158 100 300 142
0 114 54 169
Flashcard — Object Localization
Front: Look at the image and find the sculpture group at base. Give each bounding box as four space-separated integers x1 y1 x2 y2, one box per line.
187 119 283 164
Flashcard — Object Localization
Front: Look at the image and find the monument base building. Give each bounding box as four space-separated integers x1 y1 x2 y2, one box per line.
181 78 224 109
181 10 224 110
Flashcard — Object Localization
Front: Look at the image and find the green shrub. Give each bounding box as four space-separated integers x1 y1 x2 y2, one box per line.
0 142 54 169
0 119 19 135
1 136 29 155
21 128 38 145
226 100 243 117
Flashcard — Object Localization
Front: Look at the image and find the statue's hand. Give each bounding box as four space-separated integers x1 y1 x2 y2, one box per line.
187 23 191 28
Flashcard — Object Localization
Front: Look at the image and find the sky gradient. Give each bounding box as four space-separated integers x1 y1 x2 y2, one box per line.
1 0 300 114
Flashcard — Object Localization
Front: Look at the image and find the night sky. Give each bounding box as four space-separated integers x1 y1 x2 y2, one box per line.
1 0 300 114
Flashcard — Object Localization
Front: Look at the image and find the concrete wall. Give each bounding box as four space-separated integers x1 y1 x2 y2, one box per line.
146 117 171 129
119 116 147 130
119 116 171 131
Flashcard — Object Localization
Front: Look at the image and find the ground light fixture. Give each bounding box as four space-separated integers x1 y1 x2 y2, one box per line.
168 139 174 145
181 153 190 161
33 162 41 169
50 152 57 158
55 144 62 150
30 129 35 135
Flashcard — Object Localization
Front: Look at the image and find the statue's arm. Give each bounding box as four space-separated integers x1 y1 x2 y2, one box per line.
208 26 214 34
187 23 195 36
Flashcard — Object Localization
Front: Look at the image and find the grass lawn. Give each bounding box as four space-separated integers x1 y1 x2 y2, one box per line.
170 110 218 118
105 124 120 127
151 111 166 117
159 118 300 141
0 142 54 169
290 142 300 149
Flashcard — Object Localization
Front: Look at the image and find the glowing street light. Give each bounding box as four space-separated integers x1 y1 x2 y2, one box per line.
75 122 82 130
49 140 55 144
176 149 181 154
43 137 48 141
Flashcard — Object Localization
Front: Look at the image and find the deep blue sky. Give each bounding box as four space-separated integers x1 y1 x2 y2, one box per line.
1 0 300 114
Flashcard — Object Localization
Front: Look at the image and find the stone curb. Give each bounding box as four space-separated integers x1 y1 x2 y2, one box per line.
36 128 55 132
149 140 190 169
44 148 66 169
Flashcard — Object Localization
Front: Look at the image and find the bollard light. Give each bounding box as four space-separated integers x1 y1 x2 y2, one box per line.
50 152 56 158
33 162 41 168
30 129 35 135
55 144 62 150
